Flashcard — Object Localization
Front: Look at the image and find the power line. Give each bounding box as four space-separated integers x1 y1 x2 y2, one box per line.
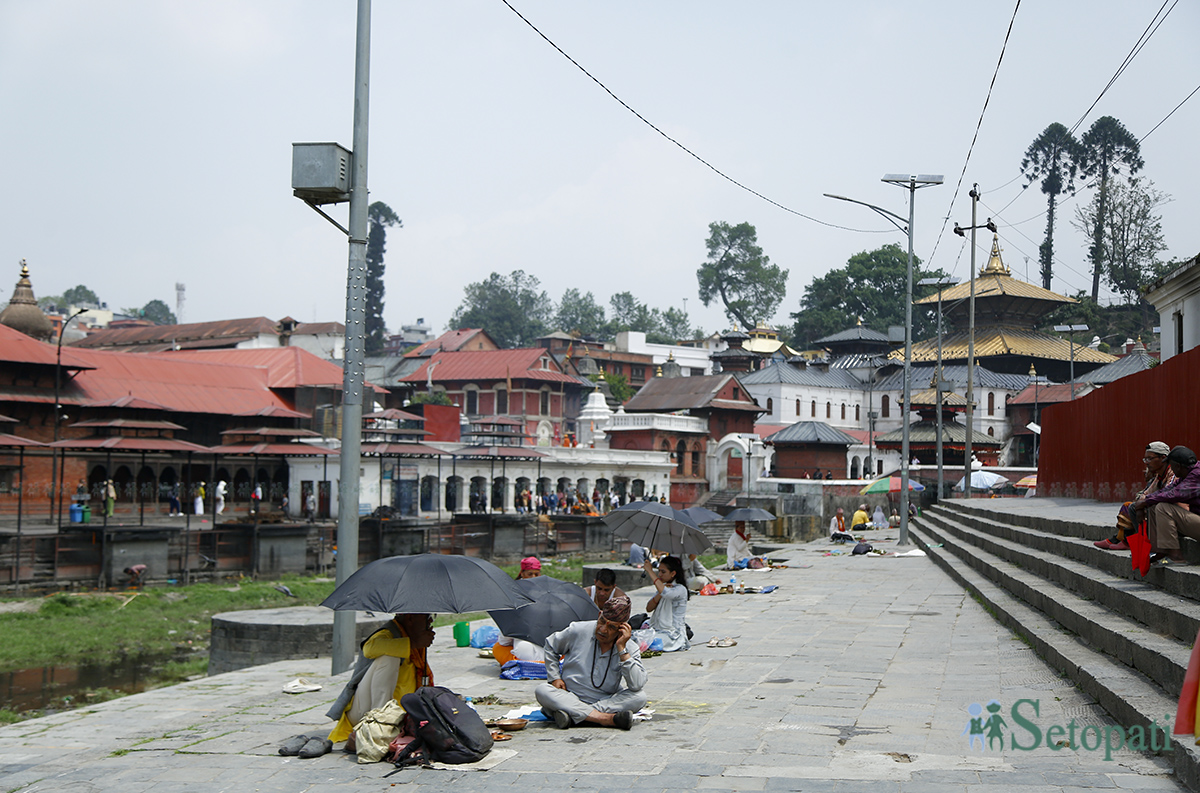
1068 0 1178 136
926 0 1022 270
499 0 891 235
1141 81 1200 141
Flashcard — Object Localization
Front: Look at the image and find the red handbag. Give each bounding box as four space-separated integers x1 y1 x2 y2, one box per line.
1127 519 1152 577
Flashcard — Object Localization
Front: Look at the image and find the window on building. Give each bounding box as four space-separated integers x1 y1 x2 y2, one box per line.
796 398 801 416
840 403 846 420
466 390 478 416
987 426 995 436
675 440 687 474
811 400 816 417
691 449 700 476
496 389 508 415
986 392 994 416
611 363 623 375
767 397 773 414
540 390 550 415
881 395 890 418
855 404 861 422
1175 311 1185 357
826 402 831 419
632 366 645 380
733 386 741 400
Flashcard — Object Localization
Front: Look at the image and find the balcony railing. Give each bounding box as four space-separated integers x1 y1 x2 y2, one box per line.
606 413 707 434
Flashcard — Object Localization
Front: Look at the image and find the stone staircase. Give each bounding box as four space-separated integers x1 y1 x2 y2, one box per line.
910 500 1200 788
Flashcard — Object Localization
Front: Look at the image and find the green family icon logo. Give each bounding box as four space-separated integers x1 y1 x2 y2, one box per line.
964 699 1173 761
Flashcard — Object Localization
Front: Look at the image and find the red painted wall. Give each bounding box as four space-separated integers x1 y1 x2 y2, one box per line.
420 404 461 443
1041 345 1200 502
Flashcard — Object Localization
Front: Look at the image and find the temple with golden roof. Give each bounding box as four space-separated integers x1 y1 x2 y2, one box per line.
894 236 1117 380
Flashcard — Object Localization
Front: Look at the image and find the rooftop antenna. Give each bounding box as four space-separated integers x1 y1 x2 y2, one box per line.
175 282 186 323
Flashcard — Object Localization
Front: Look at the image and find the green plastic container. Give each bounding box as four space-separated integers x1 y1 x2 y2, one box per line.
453 621 471 647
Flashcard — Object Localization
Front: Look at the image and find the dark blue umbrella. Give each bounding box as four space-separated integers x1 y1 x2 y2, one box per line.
488 575 600 646
320 554 534 614
603 501 713 556
723 507 776 522
682 506 723 524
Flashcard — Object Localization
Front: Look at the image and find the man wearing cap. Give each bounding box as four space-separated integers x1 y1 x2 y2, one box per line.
1096 442 1176 551
517 557 542 579
1134 445 1200 565
536 594 647 730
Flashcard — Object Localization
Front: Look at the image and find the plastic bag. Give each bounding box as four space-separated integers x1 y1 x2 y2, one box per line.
647 637 663 652
470 626 500 648
631 627 655 652
499 659 547 680
699 582 719 596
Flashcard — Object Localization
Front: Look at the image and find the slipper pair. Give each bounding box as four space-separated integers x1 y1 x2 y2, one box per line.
705 636 737 648
279 734 332 758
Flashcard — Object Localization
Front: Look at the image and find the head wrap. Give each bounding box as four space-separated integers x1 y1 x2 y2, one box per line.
1168 446 1198 467
600 594 631 624
520 556 542 572
1146 441 1171 456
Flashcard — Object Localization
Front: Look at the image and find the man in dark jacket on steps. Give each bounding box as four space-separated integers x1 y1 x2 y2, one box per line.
1135 445 1200 566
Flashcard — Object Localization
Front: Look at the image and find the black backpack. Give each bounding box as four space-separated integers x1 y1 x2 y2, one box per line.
393 686 493 767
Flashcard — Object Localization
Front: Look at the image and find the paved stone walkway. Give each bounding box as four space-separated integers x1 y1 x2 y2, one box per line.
0 526 1184 791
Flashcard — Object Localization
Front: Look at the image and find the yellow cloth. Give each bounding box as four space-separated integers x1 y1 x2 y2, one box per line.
851 509 869 528
328 630 416 742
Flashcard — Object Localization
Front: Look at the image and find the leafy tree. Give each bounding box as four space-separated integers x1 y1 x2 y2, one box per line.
1077 116 1144 302
366 201 401 356
63 285 100 306
608 292 658 334
591 371 633 403
140 299 177 325
554 288 608 338
450 270 552 348
1020 123 1081 290
697 221 788 329
1072 177 1169 307
790 243 949 348
657 307 698 342
409 391 453 406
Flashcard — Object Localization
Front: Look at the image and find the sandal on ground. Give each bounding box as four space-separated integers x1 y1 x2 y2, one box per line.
279 734 310 756
1155 557 1191 566
706 636 720 647
716 637 738 648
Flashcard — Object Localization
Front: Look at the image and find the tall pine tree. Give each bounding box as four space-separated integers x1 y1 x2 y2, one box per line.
365 201 401 355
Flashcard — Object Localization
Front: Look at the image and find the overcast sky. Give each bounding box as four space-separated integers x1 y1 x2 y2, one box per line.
2 1 1196 339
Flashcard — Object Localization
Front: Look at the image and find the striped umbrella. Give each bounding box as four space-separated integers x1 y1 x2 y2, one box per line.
860 476 926 495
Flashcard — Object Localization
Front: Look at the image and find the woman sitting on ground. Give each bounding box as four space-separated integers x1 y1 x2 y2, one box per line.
641 555 690 651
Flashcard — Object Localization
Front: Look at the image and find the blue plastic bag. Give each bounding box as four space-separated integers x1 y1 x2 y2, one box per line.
647 637 663 652
469 625 500 648
732 558 749 570
499 659 548 680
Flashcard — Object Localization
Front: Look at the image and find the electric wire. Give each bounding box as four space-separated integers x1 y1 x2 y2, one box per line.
1140 81 1200 141
925 0 1021 270
499 0 891 234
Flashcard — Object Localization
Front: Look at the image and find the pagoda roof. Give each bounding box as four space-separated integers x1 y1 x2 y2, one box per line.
874 420 1002 448
896 326 1117 367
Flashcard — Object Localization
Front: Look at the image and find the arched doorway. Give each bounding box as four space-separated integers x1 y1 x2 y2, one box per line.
445 476 463 512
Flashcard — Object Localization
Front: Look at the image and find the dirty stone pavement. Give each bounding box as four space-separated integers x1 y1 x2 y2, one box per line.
0 528 1185 792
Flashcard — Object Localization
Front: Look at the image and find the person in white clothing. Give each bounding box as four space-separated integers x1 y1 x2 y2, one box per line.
726 522 751 569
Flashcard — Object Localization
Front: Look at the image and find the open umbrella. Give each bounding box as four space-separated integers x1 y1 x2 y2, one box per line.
1014 474 1037 489
488 575 600 646
723 507 776 522
320 554 534 614
860 476 926 495
681 506 723 524
954 470 1008 491
603 501 714 556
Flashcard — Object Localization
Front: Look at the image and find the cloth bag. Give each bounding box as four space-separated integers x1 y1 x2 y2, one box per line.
354 699 407 764
1127 520 1152 577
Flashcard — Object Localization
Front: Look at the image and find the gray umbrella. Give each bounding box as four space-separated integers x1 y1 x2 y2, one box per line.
488 575 600 646
603 501 714 556
681 506 723 524
723 507 776 522
320 554 534 614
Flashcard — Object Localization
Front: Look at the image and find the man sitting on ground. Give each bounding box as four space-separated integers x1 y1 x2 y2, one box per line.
685 554 720 592
1133 445 1200 566
829 507 856 544
586 568 626 610
851 504 870 533
536 595 646 730
726 521 751 568
1096 441 1176 551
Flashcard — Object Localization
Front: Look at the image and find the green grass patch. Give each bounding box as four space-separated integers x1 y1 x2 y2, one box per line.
109 748 130 757
0 574 338 673
0 708 25 725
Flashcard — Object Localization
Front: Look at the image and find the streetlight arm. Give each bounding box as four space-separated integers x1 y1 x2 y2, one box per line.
823 193 908 232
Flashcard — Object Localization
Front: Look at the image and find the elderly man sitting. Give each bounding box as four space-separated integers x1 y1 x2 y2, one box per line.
535 595 647 730
1133 445 1200 566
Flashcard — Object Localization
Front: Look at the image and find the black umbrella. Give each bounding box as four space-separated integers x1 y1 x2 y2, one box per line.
603 501 714 556
320 554 534 614
681 506 723 524
723 507 776 522
488 575 600 646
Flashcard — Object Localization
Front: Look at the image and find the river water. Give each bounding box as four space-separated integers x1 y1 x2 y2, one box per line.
1 650 199 714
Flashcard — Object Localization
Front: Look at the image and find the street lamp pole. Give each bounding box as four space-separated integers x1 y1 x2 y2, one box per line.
1029 363 1039 466
52 308 87 526
827 173 942 546
1053 324 1089 400
918 277 958 502
952 187 997 498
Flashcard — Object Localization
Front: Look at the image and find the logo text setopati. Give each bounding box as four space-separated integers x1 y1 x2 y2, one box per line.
964 699 1173 761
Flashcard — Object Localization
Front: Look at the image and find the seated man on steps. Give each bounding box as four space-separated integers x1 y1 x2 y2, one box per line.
535 595 646 730
1096 441 1176 551
1133 445 1200 566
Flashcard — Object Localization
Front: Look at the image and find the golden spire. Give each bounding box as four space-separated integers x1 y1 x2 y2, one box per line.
981 234 1010 276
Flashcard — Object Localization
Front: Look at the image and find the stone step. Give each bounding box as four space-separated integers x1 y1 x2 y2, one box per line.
916 509 1192 699
908 520 1200 790
922 504 1200 645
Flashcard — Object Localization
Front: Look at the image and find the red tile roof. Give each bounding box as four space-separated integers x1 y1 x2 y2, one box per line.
72 317 280 348
400 348 577 385
404 328 497 357
0 324 93 369
154 348 350 389
1007 383 1090 405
